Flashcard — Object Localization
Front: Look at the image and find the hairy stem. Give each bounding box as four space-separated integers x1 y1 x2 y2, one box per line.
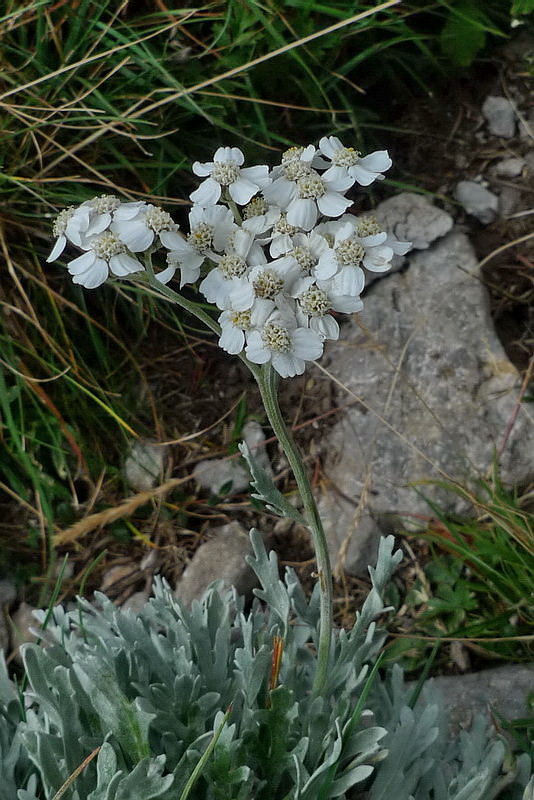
256 363 332 696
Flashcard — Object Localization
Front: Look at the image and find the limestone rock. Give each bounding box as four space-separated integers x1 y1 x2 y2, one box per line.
193 457 250 495
455 181 499 224
495 157 524 178
124 439 167 492
174 521 257 605
375 192 454 251
319 230 533 575
482 96 516 138
422 664 533 733
193 420 271 495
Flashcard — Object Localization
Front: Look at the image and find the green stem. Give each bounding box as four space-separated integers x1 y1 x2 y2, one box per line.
139 256 332 694
256 363 332 697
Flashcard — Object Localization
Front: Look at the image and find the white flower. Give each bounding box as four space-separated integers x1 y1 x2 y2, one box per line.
315 221 366 280
47 195 121 262
218 298 274 355
160 206 237 287
199 228 259 311
247 256 301 305
111 202 177 252
242 197 281 235
245 310 324 377
258 213 299 258
66 231 143 289
47 207 76 262
191 147 270 206
319 136 392 186
288 230 329 276
265 168 354 231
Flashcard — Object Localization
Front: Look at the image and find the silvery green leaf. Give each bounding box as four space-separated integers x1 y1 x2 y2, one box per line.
239 441 307 526
246 528 290 632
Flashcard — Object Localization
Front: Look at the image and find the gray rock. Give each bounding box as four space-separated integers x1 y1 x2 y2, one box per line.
499 186 522 217
242 420 273 476
495 157 524 178
482 96 516 138
375 192 454 251
421 664 534 733
319 230 533 575
193 457 250 495
174 521 257 605
0 580 16 654
455 181 499 224
10 603 40 661
193 420 272 495
125 439 167 492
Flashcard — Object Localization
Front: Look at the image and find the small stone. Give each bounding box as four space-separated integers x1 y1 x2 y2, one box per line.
174 521 257 605
99 563 137 593
455 181 499 224
495 157 524 178
482 96 516 138
10 603 40 661
375 192 453 251
124 439 167 492
242 420 272 476
193 458 250 495
121 590 150 614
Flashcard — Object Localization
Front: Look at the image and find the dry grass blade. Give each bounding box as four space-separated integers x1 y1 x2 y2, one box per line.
50 746 101 800
54 473 193 547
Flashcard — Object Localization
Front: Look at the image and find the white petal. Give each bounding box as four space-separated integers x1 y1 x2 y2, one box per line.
331 265 365 296
317 192 352 219
330 294 364 313
85 213 111 237
229 177 258 205
315 250 338 280
271 352 303 378
311 314 339 340
190 177 221 206
245 332 271 364
111 220 154 252
319 136 342 159
287 199 317 231
263 177 297 210
71 257 108 289
199 269 226 303
227 279 255 312
350 164 378 187
159 230 185 250
250 298 275 327
229 147 245 166
219 325 245 355
270 233 293 258
324 174 355 193
291 328 323 361
46 235 66 263
109 253 143 276
113 202 146 221
67 250 96 275
241 165 270 188
155 265 177 285
358 150 392 173
178 263 201 287
192 161 214 177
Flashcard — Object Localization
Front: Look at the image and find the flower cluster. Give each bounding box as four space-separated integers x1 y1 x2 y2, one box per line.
47 137 411 377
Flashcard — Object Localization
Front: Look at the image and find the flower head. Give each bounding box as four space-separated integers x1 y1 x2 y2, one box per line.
191 147 270 206
319 137 392 186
